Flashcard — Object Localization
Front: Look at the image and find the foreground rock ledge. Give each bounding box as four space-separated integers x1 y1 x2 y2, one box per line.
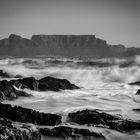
68 109 140 132
0 103 61 126
40 126 106 139
1 103 140 139
0 117 41 140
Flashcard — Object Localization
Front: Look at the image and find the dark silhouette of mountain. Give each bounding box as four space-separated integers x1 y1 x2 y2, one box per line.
0 34 140 58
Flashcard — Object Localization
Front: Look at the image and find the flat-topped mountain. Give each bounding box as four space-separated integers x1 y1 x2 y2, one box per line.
0 34 140 58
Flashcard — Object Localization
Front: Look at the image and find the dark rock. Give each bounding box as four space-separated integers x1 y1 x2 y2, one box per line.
40 126 105 139
0 91 6 101
14 74 23 78
136 89 140 95
17 77 39 90
68 109 140 132
0 70 23 79
10 76 79 92
9 80 28 89
68 109 119 125
129 81 140 86
0 117 13 127
0 80 17 100
0 70 23 78
0 117 41 140
133 109 140 112
0 70 11 78
39 76 79 91
0 80 31 101
15 90 31 97
0 76 79 101
0 103 62 126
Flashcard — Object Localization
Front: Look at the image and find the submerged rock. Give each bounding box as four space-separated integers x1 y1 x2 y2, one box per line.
14 74 23 78
0 70 23 78
0 103 62 126
0 117 41 140
40 126 105 139
68 109 140 132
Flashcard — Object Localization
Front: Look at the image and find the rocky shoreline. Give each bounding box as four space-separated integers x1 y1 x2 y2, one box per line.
0 72 80 139
0 75 79 101
0 103 62 126
0 117 41 140
1 102 140 139
1 71 140 139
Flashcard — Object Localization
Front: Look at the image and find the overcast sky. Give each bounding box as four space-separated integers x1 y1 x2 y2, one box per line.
0 0 140 47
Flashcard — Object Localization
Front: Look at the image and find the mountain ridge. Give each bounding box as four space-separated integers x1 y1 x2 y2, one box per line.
0 34 140 58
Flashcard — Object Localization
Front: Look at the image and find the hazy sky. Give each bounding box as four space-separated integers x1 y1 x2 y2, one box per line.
0 0 140 47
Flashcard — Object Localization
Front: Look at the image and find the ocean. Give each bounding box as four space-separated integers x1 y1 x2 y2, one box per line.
1 56 140 140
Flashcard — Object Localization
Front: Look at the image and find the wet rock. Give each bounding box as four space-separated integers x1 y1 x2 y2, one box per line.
0 117 13 127
14 74 23 78
39 76 79 91
133 109 140 112
14 77 39 90
0 76 79 101
0 80 15 99
129 81 140 86
68 109 119 125
0 117 41 140
0 91 6 101
0 80 31 101
40 126 105 139
68 109 140 132
0 70 23 78
0 70 11 78
0 103 62 126
10 76 79 92
136 89 140 95
10 80 28 89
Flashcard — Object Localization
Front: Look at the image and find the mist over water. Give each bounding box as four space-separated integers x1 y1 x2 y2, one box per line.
1 56 140 140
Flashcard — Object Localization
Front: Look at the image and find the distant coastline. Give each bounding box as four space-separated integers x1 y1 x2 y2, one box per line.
0 34 140 58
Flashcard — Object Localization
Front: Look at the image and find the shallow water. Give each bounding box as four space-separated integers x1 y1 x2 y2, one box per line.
1 57 140 139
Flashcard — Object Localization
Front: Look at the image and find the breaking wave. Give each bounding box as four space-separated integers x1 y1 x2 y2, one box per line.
1 56 140 85
1 56 140 140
